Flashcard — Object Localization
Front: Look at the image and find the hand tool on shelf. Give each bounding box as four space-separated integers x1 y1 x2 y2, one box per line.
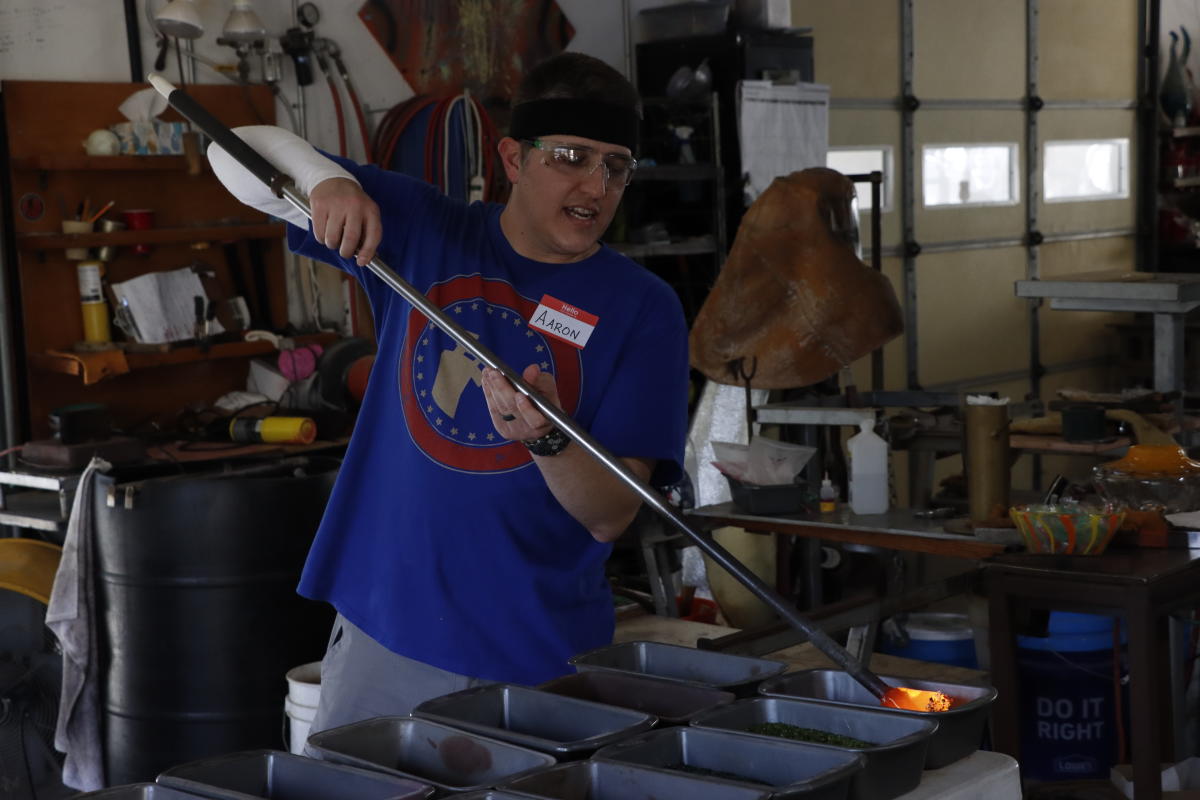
147 72 950 711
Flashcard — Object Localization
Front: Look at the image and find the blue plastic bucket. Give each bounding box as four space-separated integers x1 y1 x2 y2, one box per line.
1016 612 1128 782
878 612 978 669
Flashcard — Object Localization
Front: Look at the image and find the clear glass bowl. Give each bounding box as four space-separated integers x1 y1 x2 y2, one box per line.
1091 445 1200 513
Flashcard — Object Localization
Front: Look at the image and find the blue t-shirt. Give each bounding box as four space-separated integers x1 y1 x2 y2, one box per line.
289 161 689 685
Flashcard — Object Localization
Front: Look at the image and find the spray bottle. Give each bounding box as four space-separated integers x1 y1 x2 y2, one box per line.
848 419 889 515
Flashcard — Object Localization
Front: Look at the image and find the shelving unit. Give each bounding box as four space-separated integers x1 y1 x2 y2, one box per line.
17 222 284 252
0 80 290 441
1155 123 1200 273
609 93 726 325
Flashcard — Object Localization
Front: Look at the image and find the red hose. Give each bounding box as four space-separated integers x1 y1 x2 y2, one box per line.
326 75 347 158
345 81 372 163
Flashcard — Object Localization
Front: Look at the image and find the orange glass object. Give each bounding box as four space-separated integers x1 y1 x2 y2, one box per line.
881 686 955 712
1098 445 1200 477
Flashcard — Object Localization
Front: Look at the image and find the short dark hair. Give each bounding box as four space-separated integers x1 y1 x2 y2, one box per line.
515 52 641 117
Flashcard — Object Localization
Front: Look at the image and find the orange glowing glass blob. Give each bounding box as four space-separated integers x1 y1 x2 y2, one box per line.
881 686 955 712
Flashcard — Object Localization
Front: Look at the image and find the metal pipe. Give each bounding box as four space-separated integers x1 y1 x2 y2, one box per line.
147 74 895 700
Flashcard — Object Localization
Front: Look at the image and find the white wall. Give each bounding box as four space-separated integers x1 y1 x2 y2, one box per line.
0 0 640 160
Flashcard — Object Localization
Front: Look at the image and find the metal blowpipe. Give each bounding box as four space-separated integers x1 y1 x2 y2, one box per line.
145 73 895 701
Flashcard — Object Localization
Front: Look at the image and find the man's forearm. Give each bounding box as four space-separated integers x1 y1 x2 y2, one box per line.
532 446 651 543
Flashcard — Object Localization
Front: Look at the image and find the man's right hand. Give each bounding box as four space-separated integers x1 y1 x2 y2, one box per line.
309 177 383 266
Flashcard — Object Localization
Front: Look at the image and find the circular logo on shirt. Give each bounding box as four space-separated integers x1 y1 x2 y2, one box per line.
398 275 581 473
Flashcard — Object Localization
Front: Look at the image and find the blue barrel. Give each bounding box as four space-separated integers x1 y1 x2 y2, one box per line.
1017 612 1128 782
878 612 978 669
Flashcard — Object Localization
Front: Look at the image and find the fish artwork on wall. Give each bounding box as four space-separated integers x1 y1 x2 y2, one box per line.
359 0 575 104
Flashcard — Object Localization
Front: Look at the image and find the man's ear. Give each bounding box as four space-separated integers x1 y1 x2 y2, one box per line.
497 137 524 184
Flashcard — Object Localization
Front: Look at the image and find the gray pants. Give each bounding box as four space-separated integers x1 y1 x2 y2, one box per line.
304 614 491 753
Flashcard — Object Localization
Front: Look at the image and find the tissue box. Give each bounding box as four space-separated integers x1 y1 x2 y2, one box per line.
724 474 810 515
109 120 186 155
1111 757 1200 799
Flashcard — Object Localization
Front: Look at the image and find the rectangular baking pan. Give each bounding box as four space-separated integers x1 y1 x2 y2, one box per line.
569 640 787 696
757 669 996 768
412 683 655 758
690 697 936 800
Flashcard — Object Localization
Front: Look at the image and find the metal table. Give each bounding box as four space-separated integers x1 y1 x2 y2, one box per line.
984 547 1200 800
688 504 1008 560
1014 271 1200 394
684 505 1005 660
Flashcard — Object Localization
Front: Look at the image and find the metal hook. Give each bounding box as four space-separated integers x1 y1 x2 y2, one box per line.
733 357 758 442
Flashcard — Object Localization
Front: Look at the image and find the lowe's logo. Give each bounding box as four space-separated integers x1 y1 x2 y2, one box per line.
1054 754 1098 774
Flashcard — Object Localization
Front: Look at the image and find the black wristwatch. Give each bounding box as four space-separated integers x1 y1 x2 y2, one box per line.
523 426 571 456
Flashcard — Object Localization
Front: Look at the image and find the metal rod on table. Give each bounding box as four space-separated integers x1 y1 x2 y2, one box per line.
147 73 894 701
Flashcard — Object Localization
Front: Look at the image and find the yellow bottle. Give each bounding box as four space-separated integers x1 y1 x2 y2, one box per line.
819 473 837 513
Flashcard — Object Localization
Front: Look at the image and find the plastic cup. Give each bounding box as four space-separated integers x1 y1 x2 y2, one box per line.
61 219 93 260
121 208 155 255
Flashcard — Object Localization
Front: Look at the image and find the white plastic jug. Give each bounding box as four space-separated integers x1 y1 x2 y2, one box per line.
848 420 888 514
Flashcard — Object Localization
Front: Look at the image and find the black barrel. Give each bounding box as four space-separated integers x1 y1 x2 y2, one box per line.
95 456 339 785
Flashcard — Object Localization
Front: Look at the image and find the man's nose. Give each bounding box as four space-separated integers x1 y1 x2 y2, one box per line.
581 160 610 195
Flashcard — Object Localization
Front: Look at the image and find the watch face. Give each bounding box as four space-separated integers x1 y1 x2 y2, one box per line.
298 2 320 27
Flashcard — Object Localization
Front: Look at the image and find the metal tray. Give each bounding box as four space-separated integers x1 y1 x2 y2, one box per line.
71 785 208 799
690 697 937 800
569 640 787 696
412 684 655 758
433 793 536 800
156 749 434 800
594 725 863 800
307 715 556 795
538 671 736 725
502 759 772 800
757 669 997 769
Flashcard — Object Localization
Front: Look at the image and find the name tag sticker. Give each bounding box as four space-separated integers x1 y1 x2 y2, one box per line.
528 294 599 349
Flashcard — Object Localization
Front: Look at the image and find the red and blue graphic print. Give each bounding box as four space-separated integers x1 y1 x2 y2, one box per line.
397 274 581 473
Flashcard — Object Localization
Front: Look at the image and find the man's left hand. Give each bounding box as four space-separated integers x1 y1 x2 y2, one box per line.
482 364 561 441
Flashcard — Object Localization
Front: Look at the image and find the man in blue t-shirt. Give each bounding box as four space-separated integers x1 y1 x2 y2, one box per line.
209 52 689 735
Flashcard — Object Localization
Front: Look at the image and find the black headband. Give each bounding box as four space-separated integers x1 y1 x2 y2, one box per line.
509 98 639 152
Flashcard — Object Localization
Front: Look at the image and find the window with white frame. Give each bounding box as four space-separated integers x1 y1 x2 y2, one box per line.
826 146 893 212
1043 138 1129 202
922 143 1020 207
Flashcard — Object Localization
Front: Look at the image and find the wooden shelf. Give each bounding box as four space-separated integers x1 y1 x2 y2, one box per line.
11 154 197 171
1168 126 1200 138
32 332 339 385
17 222 286 251
1171 176 1200 190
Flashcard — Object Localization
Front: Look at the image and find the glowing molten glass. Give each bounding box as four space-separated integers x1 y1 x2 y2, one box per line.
881 686 954 712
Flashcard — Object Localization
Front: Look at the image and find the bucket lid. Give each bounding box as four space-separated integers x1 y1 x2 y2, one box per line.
894 612 973 642
1018 613 1125 652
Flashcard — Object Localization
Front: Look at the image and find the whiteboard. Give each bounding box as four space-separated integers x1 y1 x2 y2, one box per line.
0 0 131 82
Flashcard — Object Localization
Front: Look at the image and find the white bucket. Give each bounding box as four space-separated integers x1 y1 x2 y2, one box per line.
284 696 317 755
285 661 322 707
284 661 321 755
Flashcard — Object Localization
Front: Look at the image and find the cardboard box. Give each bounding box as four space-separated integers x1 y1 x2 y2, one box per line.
1111 757 1200 799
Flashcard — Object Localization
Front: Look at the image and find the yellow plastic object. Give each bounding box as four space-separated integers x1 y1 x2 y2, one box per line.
1097 444 1200 477
1009 505 1124 555
0 538 62 605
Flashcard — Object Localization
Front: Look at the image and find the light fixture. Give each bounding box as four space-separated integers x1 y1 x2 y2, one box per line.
154 0 204 39
223 0 267 43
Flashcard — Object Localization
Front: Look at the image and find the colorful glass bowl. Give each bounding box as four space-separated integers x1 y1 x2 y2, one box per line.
1008 505 1125 555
